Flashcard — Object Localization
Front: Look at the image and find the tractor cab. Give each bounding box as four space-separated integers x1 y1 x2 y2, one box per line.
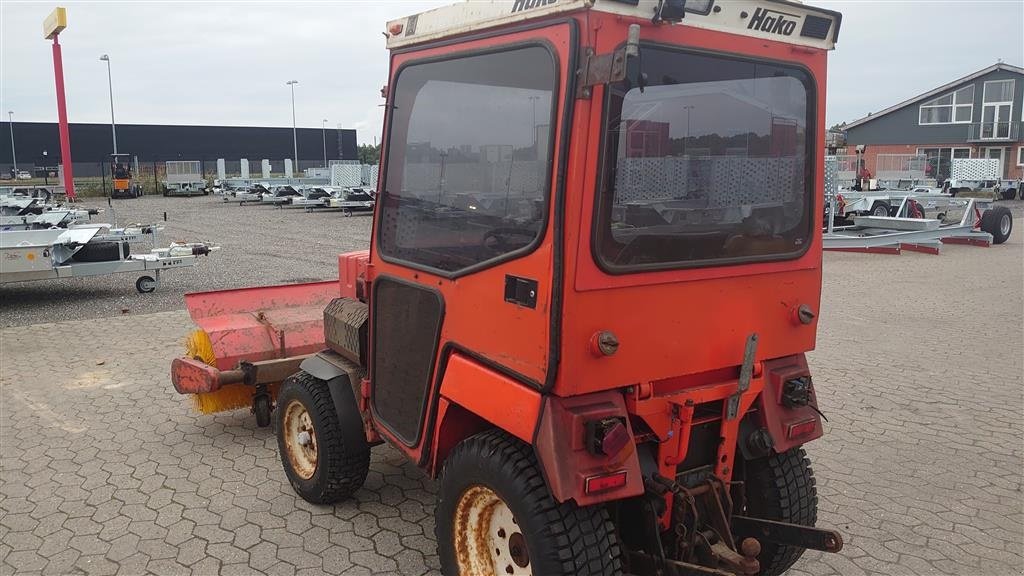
109 153 140 199
172 1 844 574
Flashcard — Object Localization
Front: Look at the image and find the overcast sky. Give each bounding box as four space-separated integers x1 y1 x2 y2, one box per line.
2 1 1021 145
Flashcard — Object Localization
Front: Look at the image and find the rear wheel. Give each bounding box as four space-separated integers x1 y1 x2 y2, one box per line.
275 371 369 504
980 205 1013 244
741 448 818 576
436 430 621 576
869 202 890 217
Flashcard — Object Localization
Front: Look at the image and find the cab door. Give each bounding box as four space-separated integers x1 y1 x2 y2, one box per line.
367 23 576 463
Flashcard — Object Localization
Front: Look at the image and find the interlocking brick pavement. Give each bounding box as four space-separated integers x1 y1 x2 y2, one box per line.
1 221 1021 575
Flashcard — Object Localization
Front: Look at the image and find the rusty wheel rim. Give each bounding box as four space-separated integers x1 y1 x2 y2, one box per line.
282 399 317 480
453 485 531 576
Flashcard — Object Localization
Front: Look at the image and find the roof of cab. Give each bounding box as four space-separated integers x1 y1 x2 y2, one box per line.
386 0 841 51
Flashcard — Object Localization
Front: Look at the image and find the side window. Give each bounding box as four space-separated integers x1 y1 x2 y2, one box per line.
379 47 557 274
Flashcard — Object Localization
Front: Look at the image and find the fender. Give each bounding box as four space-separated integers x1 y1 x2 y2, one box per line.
299 351 375 452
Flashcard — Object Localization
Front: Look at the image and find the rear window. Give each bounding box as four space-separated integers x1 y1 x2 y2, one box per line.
594 47 815 272
378 46 556 275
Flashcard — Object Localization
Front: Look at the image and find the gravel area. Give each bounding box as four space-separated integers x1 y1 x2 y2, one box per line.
0 195 372 327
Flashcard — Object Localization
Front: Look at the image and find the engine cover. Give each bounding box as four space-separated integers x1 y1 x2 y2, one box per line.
324 297 368 367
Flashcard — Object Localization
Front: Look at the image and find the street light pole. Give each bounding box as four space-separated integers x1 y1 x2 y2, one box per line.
528 96 540 148
7 111 16 175
286 80 299 171
322 119 328 169
100 54 117 155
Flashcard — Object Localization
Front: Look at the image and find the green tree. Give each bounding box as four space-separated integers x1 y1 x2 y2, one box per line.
358 144 381 165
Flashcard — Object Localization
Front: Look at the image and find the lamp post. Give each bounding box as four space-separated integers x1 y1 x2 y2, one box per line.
322 118 328 169
286 80 299 171
682 105 695 155
7 111 16 177
99 54 117 155
528 95 540 148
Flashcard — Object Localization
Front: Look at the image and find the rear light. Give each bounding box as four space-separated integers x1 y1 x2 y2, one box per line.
586 418 630 457
787 418 817 440
585 471 628 494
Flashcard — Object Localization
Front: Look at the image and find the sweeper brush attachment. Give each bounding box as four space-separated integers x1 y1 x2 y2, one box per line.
171 281 340 422
184 329 252 414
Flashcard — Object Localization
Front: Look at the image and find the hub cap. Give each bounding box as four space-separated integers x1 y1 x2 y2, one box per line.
453 485 531 575
282 399 317 480
1000 213 1011 236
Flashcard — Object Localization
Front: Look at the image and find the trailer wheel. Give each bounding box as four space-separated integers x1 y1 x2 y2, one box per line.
72 241 128 263
253 393 272 428
869 202 890 217
740 448 817 576
981 206 1013 244
436 430 621 576
275 371 369 504
135 276 157 294
1003 188 1018 201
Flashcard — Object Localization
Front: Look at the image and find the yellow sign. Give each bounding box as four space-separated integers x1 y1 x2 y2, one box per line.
43 7 67 39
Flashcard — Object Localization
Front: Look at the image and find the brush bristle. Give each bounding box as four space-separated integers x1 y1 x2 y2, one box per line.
191 384 254 414
184 329 216 365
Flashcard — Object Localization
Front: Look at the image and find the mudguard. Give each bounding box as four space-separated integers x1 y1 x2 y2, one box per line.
299 351 373 452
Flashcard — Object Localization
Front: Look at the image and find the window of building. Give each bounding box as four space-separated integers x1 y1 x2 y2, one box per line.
1017 146 1024 166
917 147 971 181
919 85 974 125
981 80 1014 140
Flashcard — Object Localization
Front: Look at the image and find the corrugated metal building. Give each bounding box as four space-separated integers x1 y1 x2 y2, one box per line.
0 121 358 176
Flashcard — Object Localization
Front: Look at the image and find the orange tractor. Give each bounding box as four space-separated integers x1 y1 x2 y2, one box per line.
172 0 845 573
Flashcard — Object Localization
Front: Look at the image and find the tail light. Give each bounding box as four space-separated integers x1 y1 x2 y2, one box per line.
585 471 628 494
787 418 818 439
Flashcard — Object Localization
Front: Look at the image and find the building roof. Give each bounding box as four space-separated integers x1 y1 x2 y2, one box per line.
842 62 1024 130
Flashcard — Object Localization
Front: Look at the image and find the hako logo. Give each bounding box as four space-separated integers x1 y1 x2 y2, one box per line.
511 0 557 14
747 7 799 36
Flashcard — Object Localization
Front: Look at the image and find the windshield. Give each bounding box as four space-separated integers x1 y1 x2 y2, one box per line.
378 46 556 274
594 47 814 271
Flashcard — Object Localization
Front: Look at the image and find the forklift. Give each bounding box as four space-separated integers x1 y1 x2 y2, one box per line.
109 153 141 199
172 1 846 574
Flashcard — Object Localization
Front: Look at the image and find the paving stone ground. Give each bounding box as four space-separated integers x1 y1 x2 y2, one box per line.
1 221 1021 576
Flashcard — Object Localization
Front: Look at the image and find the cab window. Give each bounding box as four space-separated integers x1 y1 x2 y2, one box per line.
379 46 557 274
595 47 815 271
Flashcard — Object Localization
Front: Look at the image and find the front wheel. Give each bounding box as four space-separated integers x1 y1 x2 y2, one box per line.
436 430 622 576
275 371 369 504
135 275 157 293
740 448 818 576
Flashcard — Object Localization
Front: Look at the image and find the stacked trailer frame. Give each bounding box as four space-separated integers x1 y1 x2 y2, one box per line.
163 161 209 197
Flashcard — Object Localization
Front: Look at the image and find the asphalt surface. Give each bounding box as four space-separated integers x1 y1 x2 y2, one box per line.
0 195 372 327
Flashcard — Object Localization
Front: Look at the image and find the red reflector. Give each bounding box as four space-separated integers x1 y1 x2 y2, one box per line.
388 23 404 35
585 471 628 494
601 421 630 457
787 418 817 439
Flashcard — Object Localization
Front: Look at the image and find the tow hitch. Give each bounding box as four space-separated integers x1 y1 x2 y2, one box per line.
625 475 843 576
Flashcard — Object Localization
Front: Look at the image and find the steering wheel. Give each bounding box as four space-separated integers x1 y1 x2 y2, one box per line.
482 227 536 252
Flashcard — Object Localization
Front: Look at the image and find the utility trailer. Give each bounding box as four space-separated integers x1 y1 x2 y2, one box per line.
1 225 218 293
170 1 850 575
162 161 209 197
946 158 1021 200
823 156 1013 253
